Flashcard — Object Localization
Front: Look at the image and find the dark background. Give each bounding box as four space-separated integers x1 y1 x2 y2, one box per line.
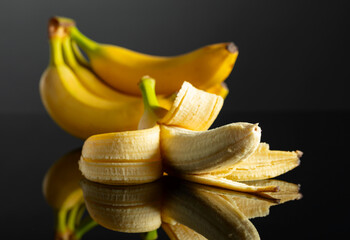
1 0 349 239
0 0 349 114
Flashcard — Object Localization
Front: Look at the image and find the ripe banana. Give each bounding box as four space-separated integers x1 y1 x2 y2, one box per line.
40 20 173 139
69 25 238 96
80 178 162 233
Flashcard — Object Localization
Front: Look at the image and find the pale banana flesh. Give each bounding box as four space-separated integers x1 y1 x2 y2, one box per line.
79 125 162 185
161 122 261 173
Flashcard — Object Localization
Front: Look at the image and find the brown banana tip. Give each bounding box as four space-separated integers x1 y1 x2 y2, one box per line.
227 42 238 53
296 150 303 158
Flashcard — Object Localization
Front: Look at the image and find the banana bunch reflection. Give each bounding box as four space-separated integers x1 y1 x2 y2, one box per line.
43 149 301 239
42 149 98 240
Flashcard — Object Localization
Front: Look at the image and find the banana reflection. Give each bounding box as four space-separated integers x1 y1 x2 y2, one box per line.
43 150 301 240
42 149 97 240
81 179 162 233
81 176 301 240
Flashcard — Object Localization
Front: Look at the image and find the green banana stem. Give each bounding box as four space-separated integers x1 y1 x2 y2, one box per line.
62 36 78 68
139 76 161 111
70 27 99 52
71 41 90 67
50 38 64 66
140 230 158 240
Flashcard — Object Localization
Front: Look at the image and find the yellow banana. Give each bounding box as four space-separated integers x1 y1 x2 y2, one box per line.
80 178 162 233
69 26 238 96
40 20 173 139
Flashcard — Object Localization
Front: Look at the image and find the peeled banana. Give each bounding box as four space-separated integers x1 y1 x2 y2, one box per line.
79 77 301 194
69 25 238 96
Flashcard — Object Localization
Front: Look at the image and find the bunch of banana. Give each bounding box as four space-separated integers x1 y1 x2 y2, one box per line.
79 76 301 194
40 17 234 139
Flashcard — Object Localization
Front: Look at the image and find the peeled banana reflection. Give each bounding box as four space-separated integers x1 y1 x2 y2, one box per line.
79 176 301 239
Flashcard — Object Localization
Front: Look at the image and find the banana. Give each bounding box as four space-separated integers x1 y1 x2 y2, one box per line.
79 125 162 185
80 178 162 233
41 20 165 139
160 123 261 174
69 25 238 96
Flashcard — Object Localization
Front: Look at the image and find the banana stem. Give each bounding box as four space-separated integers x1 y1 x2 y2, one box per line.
62 36 78 68
70 27 99 52
50 38 64 66
139 76 161 111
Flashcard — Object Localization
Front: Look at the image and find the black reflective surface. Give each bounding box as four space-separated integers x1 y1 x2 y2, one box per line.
1 111 349 239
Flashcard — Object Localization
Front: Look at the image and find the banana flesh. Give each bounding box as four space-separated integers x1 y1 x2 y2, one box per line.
79 125 162 185
159 81 223 131
161 123 261 173
80 178 162 233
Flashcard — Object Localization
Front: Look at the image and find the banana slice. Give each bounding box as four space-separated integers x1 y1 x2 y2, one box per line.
79 125 162 185
161 122 261 174
159 81 223 131
81 178 162 233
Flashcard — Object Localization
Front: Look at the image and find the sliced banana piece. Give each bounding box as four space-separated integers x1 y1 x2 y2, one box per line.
159 81 223 131
81 178 162 233
161 122 261 174
79 125 162 185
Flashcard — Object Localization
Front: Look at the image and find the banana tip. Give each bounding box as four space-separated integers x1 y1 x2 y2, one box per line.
227 42 238 53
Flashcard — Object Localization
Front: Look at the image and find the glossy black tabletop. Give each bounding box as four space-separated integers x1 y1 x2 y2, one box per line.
1 111 349 239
